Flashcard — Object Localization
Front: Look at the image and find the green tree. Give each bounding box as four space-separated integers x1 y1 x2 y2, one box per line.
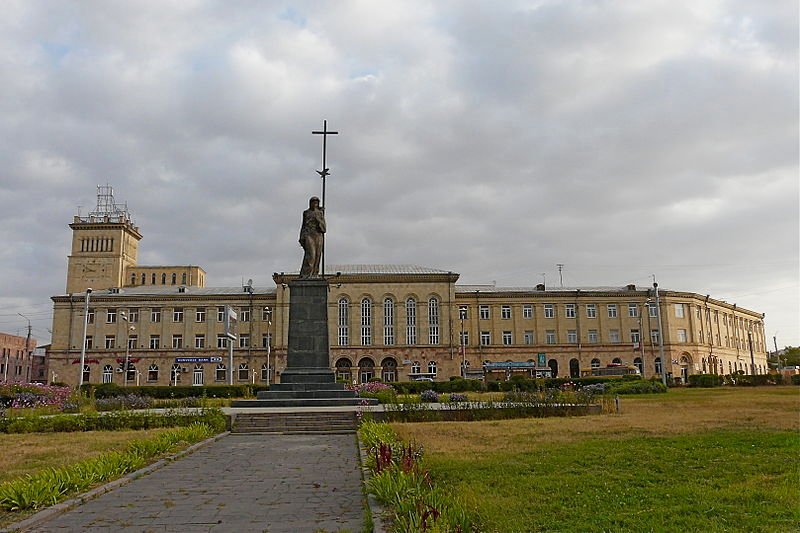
780 346 800 366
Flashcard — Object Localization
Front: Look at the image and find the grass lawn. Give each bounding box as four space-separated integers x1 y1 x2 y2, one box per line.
393 387 800 532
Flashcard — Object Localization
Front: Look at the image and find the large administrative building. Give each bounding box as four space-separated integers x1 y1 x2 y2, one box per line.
47 189 770 387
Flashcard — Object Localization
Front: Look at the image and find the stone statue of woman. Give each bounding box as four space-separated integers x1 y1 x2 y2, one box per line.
298 196 326 278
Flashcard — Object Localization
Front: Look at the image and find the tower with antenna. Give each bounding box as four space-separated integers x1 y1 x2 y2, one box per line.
66 185 142 293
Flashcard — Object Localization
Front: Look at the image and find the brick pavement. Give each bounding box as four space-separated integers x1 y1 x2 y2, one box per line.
26 433 364 533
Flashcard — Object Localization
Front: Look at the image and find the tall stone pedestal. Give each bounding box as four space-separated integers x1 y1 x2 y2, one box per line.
232 279 374 408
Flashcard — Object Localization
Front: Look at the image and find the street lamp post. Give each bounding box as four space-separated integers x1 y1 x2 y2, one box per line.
653 281 668 387
78 288 93 389
18 313 32 382
120 312 135 387
264 307 272 385
459 308 466 378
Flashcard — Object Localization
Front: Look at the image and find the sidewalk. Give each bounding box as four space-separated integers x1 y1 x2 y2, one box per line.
24 433 364 533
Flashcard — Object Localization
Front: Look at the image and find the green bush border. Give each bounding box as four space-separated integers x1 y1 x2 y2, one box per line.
80 384 268 399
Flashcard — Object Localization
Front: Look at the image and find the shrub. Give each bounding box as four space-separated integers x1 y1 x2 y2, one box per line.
420 390 440 403
81 384 265 399
95 394 154 411
447 393 468 403
792 374 800 385
606 380 667 395
688 374 723 388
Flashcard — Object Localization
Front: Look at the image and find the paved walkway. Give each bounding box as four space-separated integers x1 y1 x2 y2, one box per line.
27 433 364 533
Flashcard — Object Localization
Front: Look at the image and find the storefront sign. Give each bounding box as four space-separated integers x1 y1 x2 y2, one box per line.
175 357 222 363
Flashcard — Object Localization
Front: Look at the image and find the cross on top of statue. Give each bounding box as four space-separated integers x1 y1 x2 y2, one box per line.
308 120 338 278
312 119 338 210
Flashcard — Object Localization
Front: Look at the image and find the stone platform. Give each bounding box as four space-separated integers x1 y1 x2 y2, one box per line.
232 278 374 408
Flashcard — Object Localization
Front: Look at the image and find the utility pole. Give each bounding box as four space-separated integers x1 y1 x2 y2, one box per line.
557 264 564 288
748 331 755 375
19 314 32 382
78 289 92 389
773 334 780 369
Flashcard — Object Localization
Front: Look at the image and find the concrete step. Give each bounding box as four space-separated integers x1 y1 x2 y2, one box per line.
232 411 359 434
267 382 348 392
256 390 357 400
232 397 375 408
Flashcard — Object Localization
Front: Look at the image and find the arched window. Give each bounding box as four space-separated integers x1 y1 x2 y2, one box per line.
141 273 146 285
428 360 438 376
161 273 167 285
612 357 622 364
131 273 136 285
182 272 187 284
361 298 372 346
148 363 159 382
238 363 249 381
335 358 352 382
151 273 156 285
381 357 398 382
411 361 421 375
261 363 270 382
171 364 182 384
82 364 91 384
359 358 375 383
193 364 204 386
383 298 395 345
125 363 136 385
591 358 601 370
702 358 707 373
406 298 417 345
428 297 440 345
215 363 227 382
337 298 349 346
171 273 177 285
548 359 559 378
102 364 113 383
634 357 643 375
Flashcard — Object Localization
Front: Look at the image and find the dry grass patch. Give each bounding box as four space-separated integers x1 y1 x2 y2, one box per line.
393 387 799 455
0 428 175 484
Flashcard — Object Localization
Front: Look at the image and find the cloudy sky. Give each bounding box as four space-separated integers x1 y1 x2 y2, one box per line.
1 1 797 347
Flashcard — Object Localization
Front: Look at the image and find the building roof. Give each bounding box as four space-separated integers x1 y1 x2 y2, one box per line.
456 284 643 293
60 286 276 298
318 264 455 275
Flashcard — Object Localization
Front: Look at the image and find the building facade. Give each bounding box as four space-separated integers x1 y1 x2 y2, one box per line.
47 191 770 387
1 332 37 383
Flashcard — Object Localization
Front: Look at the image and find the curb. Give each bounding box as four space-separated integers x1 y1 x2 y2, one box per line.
1 431 230 533
355 431 390 533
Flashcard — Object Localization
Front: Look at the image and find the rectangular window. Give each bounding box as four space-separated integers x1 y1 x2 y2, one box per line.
361 300 373 346
565 304 576 318
502 331 512 345
128 308 139 322
630 329 640 343
338 299 349 346
609 329 621 343
458 305 468 320
406 300 417 345
544 304 554 318
216 307 225 322
545 330 556 345
128 335 137 349
459 331 470 346
384 299 395 345
429 299 440 345
217 335 227 348
194 334 205 349
628 303 638 318
649 303 657 318
651 329 660 344
262 307 272 321
567 330 577 343
480 331 491 346
586 304 597 318
85 336 93 349
588 329 598 343
196 308 206 322
87 309 95 324
607 304 617 318
501 306 511 319
524 331 534 345
677 329 687 343
149 335 160 349
104 335 115 349
172 334 183 349
479 305 490 320
151 308 161 323
523 304 533 319
239 334 250 348
240 308 250 322
262 333 271 348
173 308 184 322
675 304 685 318
107 308 117 323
